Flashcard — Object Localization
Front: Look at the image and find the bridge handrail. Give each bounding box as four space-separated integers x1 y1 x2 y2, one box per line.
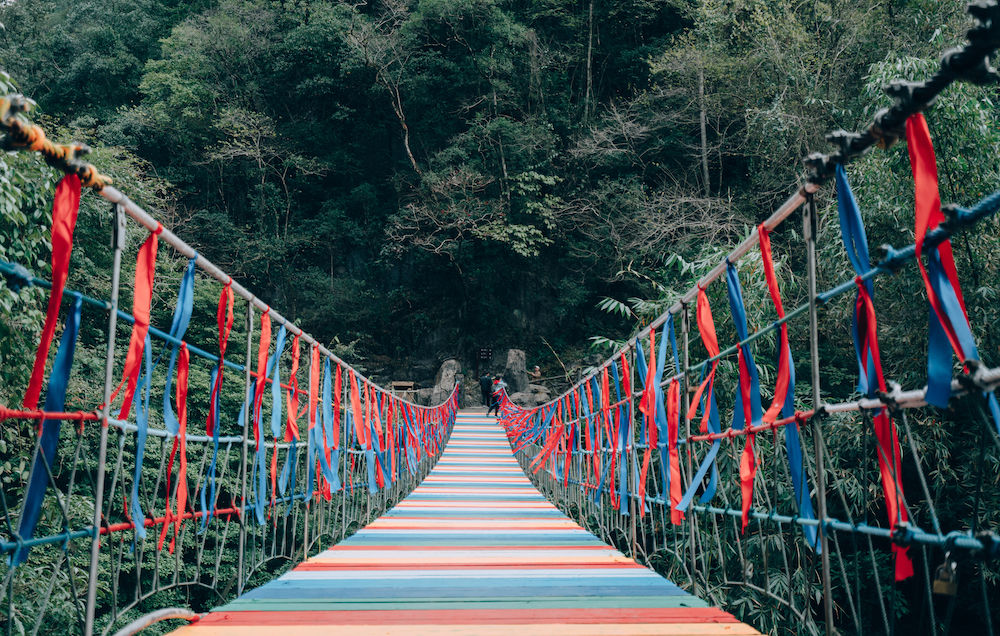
512 1 1000 413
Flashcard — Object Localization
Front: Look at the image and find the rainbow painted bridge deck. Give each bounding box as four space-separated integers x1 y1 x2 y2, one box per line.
176 413 759 635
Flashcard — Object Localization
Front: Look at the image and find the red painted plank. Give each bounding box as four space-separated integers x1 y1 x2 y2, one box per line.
295 562 644 570
197 608 739 626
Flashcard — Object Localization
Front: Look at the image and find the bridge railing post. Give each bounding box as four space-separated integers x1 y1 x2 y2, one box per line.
237 303 253 595
339 382 348 544
84 203 126 636
805 192 835 635
680 301 698 594
628 346 637 559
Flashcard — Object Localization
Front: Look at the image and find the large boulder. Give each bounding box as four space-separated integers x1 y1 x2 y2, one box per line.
528 384 551 404
507 383 552 408
503 349 528 393
431 358 461 404
508 391 535 407
414 388 435 406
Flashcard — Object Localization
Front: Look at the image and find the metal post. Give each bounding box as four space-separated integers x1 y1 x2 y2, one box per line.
339 378 349 543
628 347 637 558
303 499 310 562
681 302 697 592
237 303 253 595
84 204 126 635
805 194 834 634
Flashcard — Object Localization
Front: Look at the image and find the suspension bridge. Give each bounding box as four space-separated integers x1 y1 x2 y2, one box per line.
1 3 1000 635
172 413 756 634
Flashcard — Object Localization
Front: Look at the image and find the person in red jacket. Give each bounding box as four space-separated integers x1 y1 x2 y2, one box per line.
488 376 507 416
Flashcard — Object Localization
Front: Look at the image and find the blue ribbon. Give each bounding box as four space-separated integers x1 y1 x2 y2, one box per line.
635 342 648 446
199 366 222 531
610 360 629 515
129 334 153 540
278 437 298 516
402 404 418 474
249 324 286 524
305 406 319 499
677 363 721 511
725 261 763 430
924 249 978 405
591 376 610 502
924 248 1000 430
13 295 82 566
319 358 341 490
836 165 879 395
163 256 196 436
354 375 378 493
659 317 678 500
580 381 594 494
373 394 391 487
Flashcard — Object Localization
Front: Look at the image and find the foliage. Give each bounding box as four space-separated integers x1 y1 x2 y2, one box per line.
2 0 1000 633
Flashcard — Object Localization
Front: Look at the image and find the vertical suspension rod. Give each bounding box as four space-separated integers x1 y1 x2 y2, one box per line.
805 194 834 634
84 204 126 636
237 303 253 595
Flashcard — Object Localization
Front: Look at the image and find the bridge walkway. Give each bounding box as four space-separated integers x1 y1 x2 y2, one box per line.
175 412 760 634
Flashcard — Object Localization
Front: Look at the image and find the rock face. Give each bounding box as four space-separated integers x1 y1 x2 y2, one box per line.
503 349 528 393
431 358 462 405
414 388 435 405
528 383 551 403
508 383 551 408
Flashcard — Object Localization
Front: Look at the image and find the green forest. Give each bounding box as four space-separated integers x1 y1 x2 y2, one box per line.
2 0 1000 634
2 0 992 376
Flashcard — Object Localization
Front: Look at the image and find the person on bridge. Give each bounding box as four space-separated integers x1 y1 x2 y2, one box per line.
479 372 493 407
488 376 508 416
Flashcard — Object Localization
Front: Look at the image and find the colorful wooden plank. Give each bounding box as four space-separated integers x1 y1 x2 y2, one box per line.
174 413 759 635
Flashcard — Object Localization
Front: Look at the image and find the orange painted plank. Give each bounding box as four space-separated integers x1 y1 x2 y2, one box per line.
192 608 741 626
176 624 760 635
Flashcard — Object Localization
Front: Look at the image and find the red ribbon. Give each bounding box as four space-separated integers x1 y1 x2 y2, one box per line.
333 364 342 449
252 310 272 451
308 345 320 432
108 224 161 421
856 279 913 580
686 287 720 433
270 442 279 516
350 370 367 448
907 114 970 360
665 377 684 525
206 282 234 436
366 384 386 488
384 393 396 481
564 398 573 488
158 342 189 552
24 175 82 411
285 334 301 442
530 401 558 475
738 433 756 532
758 225 792 423
602 366 618 508
637 327 657 516
584 381 599 479
735 335 757 532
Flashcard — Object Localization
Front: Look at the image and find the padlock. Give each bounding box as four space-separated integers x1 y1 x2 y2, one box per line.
933 560 958 596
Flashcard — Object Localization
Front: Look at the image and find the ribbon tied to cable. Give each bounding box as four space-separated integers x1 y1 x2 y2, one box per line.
836 163 912 580
725 261 763 532
678 287 722 512
758 224 818 551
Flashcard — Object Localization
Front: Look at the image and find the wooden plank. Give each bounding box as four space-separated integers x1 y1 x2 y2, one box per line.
174 412 760 636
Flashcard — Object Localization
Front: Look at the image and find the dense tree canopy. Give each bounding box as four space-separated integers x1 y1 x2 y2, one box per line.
5 0 979 379
3 1 1000 633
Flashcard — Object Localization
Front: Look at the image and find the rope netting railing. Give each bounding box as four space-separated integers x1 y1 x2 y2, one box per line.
0 97 460 634
498 3 1000 635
